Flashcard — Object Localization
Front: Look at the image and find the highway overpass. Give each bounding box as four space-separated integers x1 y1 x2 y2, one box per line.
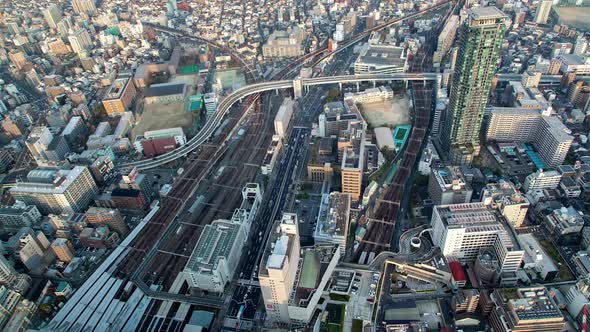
119 72 588 170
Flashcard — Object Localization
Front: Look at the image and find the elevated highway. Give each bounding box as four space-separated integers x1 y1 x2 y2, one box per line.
119 71 589 170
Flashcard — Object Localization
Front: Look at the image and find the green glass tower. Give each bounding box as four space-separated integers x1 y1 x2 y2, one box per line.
440 7 507 164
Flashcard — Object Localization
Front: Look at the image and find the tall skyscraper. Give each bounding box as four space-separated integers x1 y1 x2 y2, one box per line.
535 0 553 24
72 0 97 15
42 4 63 29
440 7 507 164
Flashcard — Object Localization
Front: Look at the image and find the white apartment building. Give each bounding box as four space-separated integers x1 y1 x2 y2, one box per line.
486 107 573 168
523 169 562 193
10 167 98 215
343 86 394 104
0 202 42 233
431 203 524 273
68 28 92 56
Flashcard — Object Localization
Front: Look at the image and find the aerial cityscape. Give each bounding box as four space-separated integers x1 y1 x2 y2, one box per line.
0 0 589 331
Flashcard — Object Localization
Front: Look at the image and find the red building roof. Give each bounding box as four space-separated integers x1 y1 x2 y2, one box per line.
449 261 466 282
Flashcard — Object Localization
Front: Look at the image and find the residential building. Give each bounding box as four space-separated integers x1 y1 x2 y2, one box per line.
0 285 21 329
0 202 42 234
428 166 473 205
523 169 562 193
101 77 136 116
354 44 408 74
85 207 129 236
10 167 98 215
439 7 507 164
318 101 361 138
437 15 460 55
431 203 524 275
72 0 97 15
535 0 553 24
3 300 36 332
68 28 92 56
481 181 529 228
488 287 565 332
343 86 393 104
42 4 62 29
314 192 351 255
50 238 74 263
452 289 479 314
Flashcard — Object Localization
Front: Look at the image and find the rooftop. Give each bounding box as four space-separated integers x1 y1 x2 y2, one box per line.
104 77 131 101
185 220 240 273
144 82 186 98
468 6 508 21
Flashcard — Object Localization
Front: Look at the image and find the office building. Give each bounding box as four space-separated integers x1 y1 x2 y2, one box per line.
340 121 365 200
535 0 553 24
42 4 63 29
318 101 362 138
101 77 136 116
10 167 98 215
486 108 573 168
0 202 42 234
50 238 74 263
354 44 408 74
314 192 351 255
260 213 340 327
184 184 262 293
72 0 97 15
10 228 49 272
428 166 473 205
518 234 558 281
545 205 584 236
25 126 53 165
262 26 306 58
68 28 92 56
488 287 565 332
79 226 120 249
431 203 524 274
481 181 529 228
274 98 294 138
85 207 129 236
523 169 562 193
565 279 590 319
440 7 507 164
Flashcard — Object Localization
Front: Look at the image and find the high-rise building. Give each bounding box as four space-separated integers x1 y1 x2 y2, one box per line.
340 120 365 200
10 167 98 215
72 0 97 15
68 28 92 56
535 0 553 24
436 15 460 55
0 256 18 287
42 4 63 29
452 289 480 314
486 108 573 168
431 203 524 274
274 98 294 138
50 238 74 263
313 192 351 255
259 213 339 327
440 7 507 164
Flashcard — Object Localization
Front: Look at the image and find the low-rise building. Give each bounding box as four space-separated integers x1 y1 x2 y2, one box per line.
428 166 473 205
481 181 529 228
0 202 42 234
354 44 408 74
487 287 565 332
544 205 585 236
